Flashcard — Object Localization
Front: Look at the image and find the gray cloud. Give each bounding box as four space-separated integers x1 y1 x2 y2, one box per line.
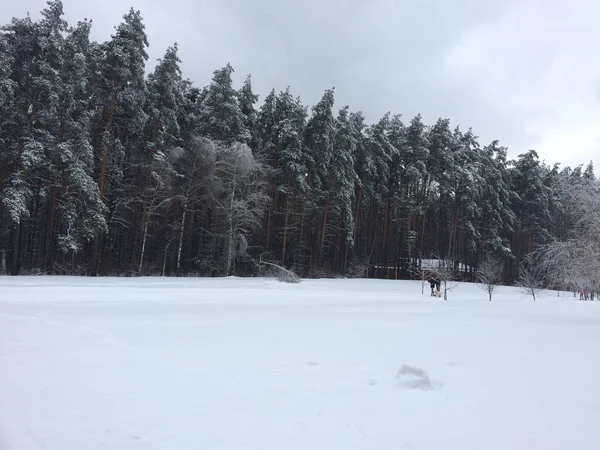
3 0 599 170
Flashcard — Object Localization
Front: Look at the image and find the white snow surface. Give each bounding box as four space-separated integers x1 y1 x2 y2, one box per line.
1 276 599 450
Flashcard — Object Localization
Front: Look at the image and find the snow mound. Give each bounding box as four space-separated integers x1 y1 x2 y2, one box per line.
396 364 442 391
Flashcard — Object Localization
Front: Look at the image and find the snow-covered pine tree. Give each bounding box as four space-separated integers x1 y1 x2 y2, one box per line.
238 74 259 149
330 106 358 268
510 150 553 268
256 89 277 159
452 127 484 274
350 110 377 261
379 113 403 268
90 8 149 274
478 141 515 259
402 114 430 267
53 19 107 267
362 114 395 274
274 89 308 266
0 13 38 274
0 0 68 273
198 64 250 146
255 88 308 266
303 89 336 268
426 118 457 263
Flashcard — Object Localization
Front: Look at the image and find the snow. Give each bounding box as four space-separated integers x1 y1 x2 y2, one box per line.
1 276 600 450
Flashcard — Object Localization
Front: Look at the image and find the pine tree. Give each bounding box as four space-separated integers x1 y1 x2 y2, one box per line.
427 118 457 262
198 64 250 145
257 88 307 266
274 90 308 266
238 74 259 148
510 150 553 269
303 89 335 267
331 106 358 264
0 13 39 274
145 44 183 155
478 141 515 259
0 1 69 273
403 114 430 266
54 19 106 263
90 8 149 274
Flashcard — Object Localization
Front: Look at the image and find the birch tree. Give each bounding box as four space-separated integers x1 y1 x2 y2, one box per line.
213 142 269 275
534 180 600 294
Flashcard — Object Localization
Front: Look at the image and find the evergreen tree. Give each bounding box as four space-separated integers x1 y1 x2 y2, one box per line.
510 150 553 268
303 88 335 266
238 74 259 148
402 114 430 263
331 107 358 259
145 44 183 155
257 88 307 266
478 141 515 258
198 63 250 145
54 19 106 260
90 8 149 274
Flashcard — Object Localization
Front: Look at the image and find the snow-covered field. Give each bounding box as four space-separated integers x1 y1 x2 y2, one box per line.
1 277 599 450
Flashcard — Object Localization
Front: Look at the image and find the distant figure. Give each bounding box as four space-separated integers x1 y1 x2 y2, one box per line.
435 278 441 296
579 289 584 300
429 277 436 296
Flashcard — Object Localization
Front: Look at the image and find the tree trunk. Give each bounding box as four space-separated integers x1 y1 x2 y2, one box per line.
353 182 363 243
11 221 21 275
382 195 391 267
177 198 187 271
163 238 174 277
320 202 330 264
226 170 237 277
98 95 116 201
281 196 290 265
138 203 148 275
92 95 117 275
44 188 58 271
265 200 274 251
226 219 235 276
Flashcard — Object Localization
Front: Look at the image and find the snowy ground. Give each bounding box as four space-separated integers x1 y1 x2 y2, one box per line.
1 277 599 450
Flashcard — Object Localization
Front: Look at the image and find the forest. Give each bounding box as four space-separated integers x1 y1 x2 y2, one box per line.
1 1 598 288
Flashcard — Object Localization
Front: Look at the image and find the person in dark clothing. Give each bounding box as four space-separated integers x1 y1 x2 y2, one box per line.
435 278 441 296
429 277 436 296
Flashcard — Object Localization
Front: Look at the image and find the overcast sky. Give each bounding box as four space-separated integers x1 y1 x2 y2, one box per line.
3 0 599 171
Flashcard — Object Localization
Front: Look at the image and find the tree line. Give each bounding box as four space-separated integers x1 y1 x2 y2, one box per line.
1 1 597 282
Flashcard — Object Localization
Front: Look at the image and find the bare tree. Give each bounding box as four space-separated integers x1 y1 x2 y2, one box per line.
476 256 503 301
534 180 600 296
431 259 459 301
212 142 270 276
171 137 216 272
137 152 179 274
517 261 544 301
